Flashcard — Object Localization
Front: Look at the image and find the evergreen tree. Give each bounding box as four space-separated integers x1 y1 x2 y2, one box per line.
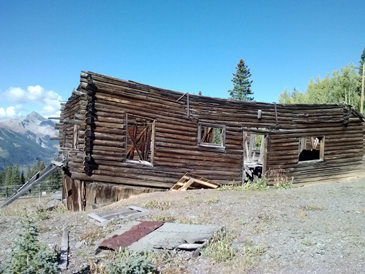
39 162 45 171
26 165 32 181
360 47 365 77
32 161 41 177
12 165 21 186
1 215 59 273
4 165 13 186
228 59 254 101
0 170 4 186
21 171 25 185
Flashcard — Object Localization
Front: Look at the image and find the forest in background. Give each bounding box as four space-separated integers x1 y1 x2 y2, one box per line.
279 48 365 110
0 161 62 187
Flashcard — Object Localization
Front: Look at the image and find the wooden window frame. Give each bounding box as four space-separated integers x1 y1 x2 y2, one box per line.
125 113 155 167
197 123 226 150
298 136 325 164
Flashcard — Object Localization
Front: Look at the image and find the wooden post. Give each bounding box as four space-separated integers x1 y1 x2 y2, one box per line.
59 229 69 270
5 186 8 198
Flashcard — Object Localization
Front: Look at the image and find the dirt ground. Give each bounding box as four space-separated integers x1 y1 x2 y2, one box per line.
1 176 365 273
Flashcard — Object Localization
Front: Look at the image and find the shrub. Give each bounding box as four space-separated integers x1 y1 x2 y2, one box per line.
105 248 155 274
202 229 237 262
0 215 58 274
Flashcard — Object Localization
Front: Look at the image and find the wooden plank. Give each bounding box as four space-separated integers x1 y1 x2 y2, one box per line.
59 229 69 270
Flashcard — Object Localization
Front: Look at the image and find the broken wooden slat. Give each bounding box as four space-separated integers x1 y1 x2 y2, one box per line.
170 173 221 191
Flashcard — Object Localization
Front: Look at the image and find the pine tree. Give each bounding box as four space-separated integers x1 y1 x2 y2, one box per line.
1 215 59 273
0 170 5 186
39 162 45 172
228 59 254 101
360 47 365 76
12 165 21 186
21 171 25 185
4 165 13 186
26 165 32 181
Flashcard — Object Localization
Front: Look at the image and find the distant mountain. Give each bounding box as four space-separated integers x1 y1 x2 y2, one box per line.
0 111 59 170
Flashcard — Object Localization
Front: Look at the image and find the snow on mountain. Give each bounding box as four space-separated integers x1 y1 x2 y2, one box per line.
0 111 58 146
0 112 59 170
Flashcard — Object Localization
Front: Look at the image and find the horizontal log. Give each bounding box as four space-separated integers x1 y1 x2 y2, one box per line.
71 172 173 188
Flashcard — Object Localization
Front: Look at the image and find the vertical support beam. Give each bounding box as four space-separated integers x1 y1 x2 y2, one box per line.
263 135 268 175
241 131 246 184
124 113 128 162
150 120 156 166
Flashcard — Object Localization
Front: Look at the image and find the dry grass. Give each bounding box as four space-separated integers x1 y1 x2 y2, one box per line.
143 200 171 210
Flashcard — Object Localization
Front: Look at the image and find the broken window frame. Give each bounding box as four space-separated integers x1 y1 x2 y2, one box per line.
125 113 155 167
197 123 226 149
243 130 268 183
298 136 325 163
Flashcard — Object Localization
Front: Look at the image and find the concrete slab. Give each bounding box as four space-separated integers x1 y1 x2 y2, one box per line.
128 223 222 252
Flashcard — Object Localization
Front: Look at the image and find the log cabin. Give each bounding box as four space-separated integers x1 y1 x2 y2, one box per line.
58 71 365 211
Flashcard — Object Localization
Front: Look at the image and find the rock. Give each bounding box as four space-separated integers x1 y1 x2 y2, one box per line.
51 192 62 200
46 199 61 210
75 240 86 249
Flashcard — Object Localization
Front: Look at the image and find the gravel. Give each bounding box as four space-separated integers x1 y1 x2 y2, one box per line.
1 177 365 273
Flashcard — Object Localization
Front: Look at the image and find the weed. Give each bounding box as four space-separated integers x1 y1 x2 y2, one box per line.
37 225 51 233
218 178 268 192
53 203 68 214
105 248 155 274
218 184 241 191
275 178 294 189
301 240 317 246
205 198 220 204
300 205 325 211
265 169 293 189
243 246 266 257
227 241 266 272
352 241 365 247
202 229 237 262
149 215 175 222
297 211 306 218
80 227 107 245
148 250 186 273
89 260 107 274
143 200 171 210
240 220 249 226
244 177 269 191
175 217 201 225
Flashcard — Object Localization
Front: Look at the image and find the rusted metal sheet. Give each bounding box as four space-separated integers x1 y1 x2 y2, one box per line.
98 221 164 250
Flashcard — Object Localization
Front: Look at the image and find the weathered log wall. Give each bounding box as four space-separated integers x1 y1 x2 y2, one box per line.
60 71 365 210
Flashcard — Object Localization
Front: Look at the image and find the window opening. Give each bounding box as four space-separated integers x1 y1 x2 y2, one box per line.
243 132 266 182
298 136 324 162
126 114 155 165
198 124 225 148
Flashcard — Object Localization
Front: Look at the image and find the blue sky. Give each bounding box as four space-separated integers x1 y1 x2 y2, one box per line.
0 0 364 118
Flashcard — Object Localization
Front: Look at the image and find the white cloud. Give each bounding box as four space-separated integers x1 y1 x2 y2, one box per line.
0 106 22 118
5 86 62 118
